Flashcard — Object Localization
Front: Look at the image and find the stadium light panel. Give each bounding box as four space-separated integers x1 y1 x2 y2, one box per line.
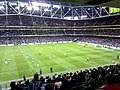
9 2 17 6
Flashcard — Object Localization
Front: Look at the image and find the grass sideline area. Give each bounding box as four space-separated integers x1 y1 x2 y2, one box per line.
0 42 120 82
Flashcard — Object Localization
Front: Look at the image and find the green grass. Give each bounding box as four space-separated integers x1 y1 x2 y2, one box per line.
0 42 120 82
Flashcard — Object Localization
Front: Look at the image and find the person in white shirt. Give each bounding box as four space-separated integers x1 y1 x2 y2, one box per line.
54 79 62 90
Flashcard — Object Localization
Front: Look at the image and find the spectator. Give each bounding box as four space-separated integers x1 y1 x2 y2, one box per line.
103 74 120 90
29 73 41 90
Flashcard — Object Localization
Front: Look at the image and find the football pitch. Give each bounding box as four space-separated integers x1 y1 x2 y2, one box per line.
0 42 120 82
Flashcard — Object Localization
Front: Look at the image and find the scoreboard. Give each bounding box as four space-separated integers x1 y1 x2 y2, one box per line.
109 7 120 14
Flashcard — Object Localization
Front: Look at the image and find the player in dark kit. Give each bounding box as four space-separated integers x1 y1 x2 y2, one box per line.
23 75 26 81
50 67 53 73
117 55 119 59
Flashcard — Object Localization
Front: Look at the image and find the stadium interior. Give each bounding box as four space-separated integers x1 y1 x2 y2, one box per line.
0 0 120 90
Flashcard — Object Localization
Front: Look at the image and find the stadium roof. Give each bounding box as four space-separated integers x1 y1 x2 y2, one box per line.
50 0 120 8
1 0 120 8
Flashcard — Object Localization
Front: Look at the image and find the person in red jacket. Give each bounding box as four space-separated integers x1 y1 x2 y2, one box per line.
103 74 120 90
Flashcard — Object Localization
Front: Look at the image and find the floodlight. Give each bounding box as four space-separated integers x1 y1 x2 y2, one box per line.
88 8 90 10
32 2 40 6
27 6 32 11
33 6 39 11
40 3 50 7
76 9 78 10
53 5 60 8
69 8 71 11
102 7 106 9
20 2 28 7
0 2 5 5
0 6 4 9
97 7 100 9
64 16 72 20
15 6 19 10
74 16 78 20
81 15 87 18
44 8 50 12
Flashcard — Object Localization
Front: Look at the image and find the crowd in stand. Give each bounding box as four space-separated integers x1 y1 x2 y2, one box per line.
0 36 119 48
0 14 120 26
0 36 75 45
79 37 120 48
74 29 120 36
10 64 120 90
0 29 120 36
